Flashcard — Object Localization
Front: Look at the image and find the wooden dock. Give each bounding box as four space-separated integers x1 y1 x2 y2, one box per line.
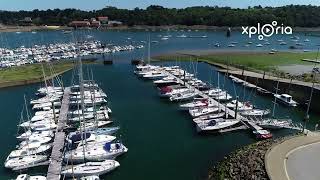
46 87 70 180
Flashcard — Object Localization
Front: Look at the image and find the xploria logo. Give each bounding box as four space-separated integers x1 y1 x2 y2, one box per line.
242 21 292 40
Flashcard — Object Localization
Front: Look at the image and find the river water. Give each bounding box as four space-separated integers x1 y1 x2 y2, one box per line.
0 30 319 179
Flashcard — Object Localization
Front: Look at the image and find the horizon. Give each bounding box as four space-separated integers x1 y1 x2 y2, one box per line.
0 0 319 11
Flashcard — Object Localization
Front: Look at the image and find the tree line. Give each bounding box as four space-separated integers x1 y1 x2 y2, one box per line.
0 5 320 27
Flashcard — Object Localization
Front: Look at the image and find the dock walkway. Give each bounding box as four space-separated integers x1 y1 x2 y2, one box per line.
46 87 70 180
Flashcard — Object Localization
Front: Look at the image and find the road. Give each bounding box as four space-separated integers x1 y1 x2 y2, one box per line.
265 132 320 180
286 142 320 180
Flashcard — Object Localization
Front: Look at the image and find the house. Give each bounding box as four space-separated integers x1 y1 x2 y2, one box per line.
69 21 90 27
91 21 101 28
97 16 108 24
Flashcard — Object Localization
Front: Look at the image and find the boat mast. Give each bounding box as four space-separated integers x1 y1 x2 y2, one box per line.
41 63 48 92
148 34 151 64
78 44 87 163
303 49 318 132
272 80 280 117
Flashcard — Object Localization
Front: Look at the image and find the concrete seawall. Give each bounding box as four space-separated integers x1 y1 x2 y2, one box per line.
222 71 320 113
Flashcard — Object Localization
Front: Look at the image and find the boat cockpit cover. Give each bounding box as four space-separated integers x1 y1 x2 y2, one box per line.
104 142 111 151
69 132 91 142
208 120 217 126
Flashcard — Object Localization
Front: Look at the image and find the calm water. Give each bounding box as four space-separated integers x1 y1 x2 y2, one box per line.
0 30 319 179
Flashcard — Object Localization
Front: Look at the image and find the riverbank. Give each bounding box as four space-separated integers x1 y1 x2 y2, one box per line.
153 50 319 81
207 135 300 180
0 60 98 88
0 61 73 88
2 24 320 32
0 25 71 32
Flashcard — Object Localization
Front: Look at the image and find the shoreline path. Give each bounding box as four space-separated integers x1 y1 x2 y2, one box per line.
265 132 320 180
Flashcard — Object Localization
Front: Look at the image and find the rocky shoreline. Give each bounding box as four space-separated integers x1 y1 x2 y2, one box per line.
207 136 297 180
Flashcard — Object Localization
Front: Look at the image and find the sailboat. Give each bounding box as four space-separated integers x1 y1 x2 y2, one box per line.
15 174 46 180
188 106 219 118
5 155 48 169
61 160 120 177
64 142 128 163
196 118 241 133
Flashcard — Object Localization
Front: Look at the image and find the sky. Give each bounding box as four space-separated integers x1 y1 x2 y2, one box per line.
1 0 319 11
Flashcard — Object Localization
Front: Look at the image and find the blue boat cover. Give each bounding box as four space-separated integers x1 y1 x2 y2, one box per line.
104 142 111 151
208 120 217 126
69 132 91 143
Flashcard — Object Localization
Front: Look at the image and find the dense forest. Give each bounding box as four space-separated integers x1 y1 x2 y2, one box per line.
1 5 320 27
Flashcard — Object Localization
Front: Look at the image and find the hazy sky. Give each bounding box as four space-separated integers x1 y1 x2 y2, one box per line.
1 0 319 11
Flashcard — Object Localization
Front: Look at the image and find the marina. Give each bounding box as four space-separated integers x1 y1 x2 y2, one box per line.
3 54 128 179
0 30 319 180
134 63 302 138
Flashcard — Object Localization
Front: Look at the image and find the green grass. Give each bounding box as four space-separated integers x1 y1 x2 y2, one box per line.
0 61 74 83
155 52 319 72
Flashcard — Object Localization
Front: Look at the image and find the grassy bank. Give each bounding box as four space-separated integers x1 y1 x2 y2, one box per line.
154 51 318 72
0 61 77 88
0 60 100 88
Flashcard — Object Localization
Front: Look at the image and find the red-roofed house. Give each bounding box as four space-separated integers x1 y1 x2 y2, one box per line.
97 16 109 25
69 21 90 27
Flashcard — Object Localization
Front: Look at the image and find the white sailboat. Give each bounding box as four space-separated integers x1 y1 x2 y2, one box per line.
179 99 211 110
15 174 46 180
188 106 219 118
5 155 47 169
61 160 120 177
7 143 52 159
196 119 241 132
169 90 198 101
64 142 128 163
240 109 270 117
192 112 226 123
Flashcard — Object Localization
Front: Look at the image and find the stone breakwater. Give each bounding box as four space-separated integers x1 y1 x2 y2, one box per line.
207 136 297 180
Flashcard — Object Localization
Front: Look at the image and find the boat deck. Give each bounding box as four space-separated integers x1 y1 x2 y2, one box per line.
46 87 70 180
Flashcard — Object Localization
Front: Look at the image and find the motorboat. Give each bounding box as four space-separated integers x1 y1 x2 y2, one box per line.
61 160 120 177
274 94 298 107
253 130 272 139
